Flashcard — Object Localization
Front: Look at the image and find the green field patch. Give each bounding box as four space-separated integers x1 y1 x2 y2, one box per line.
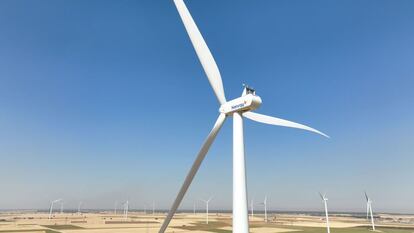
45 230 61 233
175 220 231 233
42 224 84 230
105 220 159 224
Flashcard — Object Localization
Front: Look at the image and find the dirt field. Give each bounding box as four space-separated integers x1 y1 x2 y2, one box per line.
0 211 413 233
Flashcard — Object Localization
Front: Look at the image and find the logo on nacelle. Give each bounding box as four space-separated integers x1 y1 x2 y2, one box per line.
231 101 248 110
231 103 245 110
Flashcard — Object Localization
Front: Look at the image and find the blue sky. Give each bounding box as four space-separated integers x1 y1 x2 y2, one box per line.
0 0 414 213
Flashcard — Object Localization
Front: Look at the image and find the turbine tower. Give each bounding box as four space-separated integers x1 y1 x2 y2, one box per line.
365 192 375 231
123 200 129 220
60 201 64 214
200 197 213 224
78 201 82 214
158 1 329 233
48 199 61 219
259 196 268 223
250 198 254 219
114 201 118 215
319 192 330 233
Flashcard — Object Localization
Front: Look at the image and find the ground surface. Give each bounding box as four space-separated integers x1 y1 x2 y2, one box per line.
0 212 413 233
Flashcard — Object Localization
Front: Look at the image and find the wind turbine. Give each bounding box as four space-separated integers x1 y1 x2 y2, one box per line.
200 196 213 224
319 192 330 233
114 201 118 215
250 198 254 220
259 196 268 223
159 1 329 233
78 201 82 214
123 200 129 220
365 192 375 231
48 199 61 219
60 201 64 214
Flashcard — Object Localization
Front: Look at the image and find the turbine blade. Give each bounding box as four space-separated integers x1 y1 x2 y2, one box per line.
173 0 226 104
158 114 227 233
319 192 324 200
365 192 369 201
243 111 329 138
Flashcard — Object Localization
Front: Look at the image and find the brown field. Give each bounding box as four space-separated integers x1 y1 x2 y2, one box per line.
0 211 413 233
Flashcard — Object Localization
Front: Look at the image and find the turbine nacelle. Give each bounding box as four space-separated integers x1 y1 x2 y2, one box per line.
219 90 262 115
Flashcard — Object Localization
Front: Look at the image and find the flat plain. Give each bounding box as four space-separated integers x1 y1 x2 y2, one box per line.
1 211 413 233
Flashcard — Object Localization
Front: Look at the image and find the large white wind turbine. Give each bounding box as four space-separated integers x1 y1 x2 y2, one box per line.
319 192 330 233
159 1 329 233
365 192 375 231
48 199 62 219
259 196 268 223
200 196 213 224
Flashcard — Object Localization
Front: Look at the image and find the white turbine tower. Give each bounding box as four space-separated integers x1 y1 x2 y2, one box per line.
365 192 375 231
123 200 129 220
200 197 213 224
78 201 82 214
250 198 254 220
319 192 330 233
158 1 329 233
114 201 118 215
259 196 268 223
60 201 64 214
48 199 62 219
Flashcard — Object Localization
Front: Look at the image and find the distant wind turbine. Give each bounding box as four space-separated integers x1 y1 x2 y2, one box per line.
259 196 268 223
319 192 330 233
123 200 129 220
365 192 375 231
48 199 62 219
78 201 82 214
200 196 213 224
158 1 328 233
60 201 64 214
114 201 118 215
250 198 254 219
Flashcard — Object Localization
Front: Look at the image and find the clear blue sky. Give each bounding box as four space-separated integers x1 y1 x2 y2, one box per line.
0 0 413 213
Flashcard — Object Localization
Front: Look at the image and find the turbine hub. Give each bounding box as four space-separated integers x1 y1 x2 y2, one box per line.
219 87 262 114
